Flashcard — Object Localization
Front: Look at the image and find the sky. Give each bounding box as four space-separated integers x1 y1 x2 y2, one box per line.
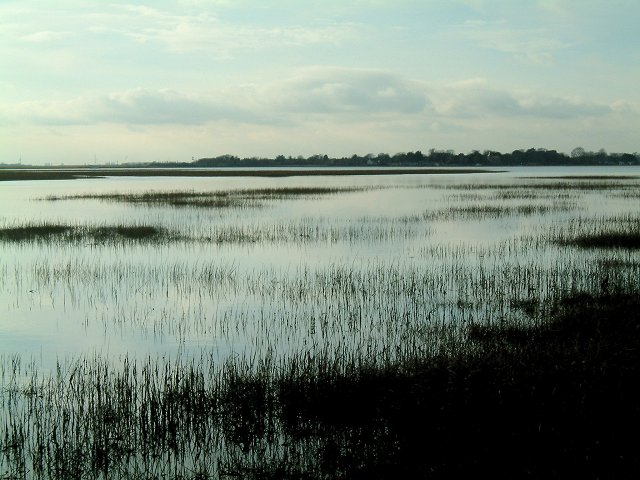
1 0 639 165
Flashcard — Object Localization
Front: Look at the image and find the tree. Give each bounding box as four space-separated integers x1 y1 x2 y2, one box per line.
571 147 586 158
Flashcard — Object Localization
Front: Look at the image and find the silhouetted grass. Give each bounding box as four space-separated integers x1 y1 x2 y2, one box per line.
437 181 636 191
524 175 640 180
548 218 640 250
0 223 169 243
2 292 639 478
268 292 640 479
446 191 578 201
0 224 73 242
42 187 372 208
560 232 640 249
424 203 576 220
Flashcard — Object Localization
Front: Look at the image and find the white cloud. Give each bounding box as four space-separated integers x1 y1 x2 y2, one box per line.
0 3 360 64
430 78 612 119
97 88 262 124
102 4 360 56
264 67 429 115
459 24 571 65
2 70 617 130
132 21 358 56
2 88 263 126
20 30 72 43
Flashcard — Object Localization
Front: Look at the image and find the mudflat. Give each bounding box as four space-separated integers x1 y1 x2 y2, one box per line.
0 167 494 181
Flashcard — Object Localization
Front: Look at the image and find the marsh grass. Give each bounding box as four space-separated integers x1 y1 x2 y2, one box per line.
265 291 640 479
524 175 640 180
42 187 373 209
423 202 577 220
445 191 578 201
0 218 422 247
2 291 638 479
0 224 73 242
0 223 172 244
610 191 640 198
435 180 638 192
560 231 640 249
545 215 640 250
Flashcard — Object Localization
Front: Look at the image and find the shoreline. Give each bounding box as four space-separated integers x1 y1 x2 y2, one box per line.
0 167 499 181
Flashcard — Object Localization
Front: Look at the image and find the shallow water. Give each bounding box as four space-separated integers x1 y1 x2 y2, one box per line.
1 166 639 369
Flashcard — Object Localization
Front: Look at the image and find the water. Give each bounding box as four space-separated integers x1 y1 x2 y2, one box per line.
1 167 639 369
2 166 640 478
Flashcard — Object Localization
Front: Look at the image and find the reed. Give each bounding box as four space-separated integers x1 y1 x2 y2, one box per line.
0 223 172 244
423 202 577 220
560 231 640 249
42 187 373 208
434 180 638 191
2 289 638 479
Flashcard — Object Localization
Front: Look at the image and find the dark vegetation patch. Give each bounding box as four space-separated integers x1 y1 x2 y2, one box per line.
0 224 74 242
597 258 640 268
552 218 640 250
437 181 636 191
446 191 578 201
424 203 576 220
524 175 640 180
559 231 640 249
42 187 371 208
610 191 640 198
2 292 639 478
260 292 640 479
0 223 168 243
0 170 95 181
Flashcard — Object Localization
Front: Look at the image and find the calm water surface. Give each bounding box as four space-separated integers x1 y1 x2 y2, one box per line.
1 166 639 369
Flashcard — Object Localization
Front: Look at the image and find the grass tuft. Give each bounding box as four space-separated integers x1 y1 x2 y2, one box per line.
0 223 168 244
560 232 640 249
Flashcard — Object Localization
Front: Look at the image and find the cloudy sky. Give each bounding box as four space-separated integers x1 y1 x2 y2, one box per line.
1 0 638 164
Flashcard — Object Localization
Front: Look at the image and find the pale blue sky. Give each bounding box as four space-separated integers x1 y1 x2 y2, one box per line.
1 0 638 164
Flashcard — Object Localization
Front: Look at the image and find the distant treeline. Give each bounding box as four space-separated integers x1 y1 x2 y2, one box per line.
188 147 640 168
3 147 639 169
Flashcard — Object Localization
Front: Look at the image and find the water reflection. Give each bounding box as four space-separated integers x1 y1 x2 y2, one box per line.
1 167 639 368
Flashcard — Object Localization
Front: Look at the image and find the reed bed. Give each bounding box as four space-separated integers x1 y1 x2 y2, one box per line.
41 187 374 209
523 175 640 180
559 231 640 249
0 223 175 244
423 202 578 220
2 236 638 359
0 217 424 247
445 190 579 201
537 215 640 250
610 191 640 198
433 180 639 191
2 288 639 479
